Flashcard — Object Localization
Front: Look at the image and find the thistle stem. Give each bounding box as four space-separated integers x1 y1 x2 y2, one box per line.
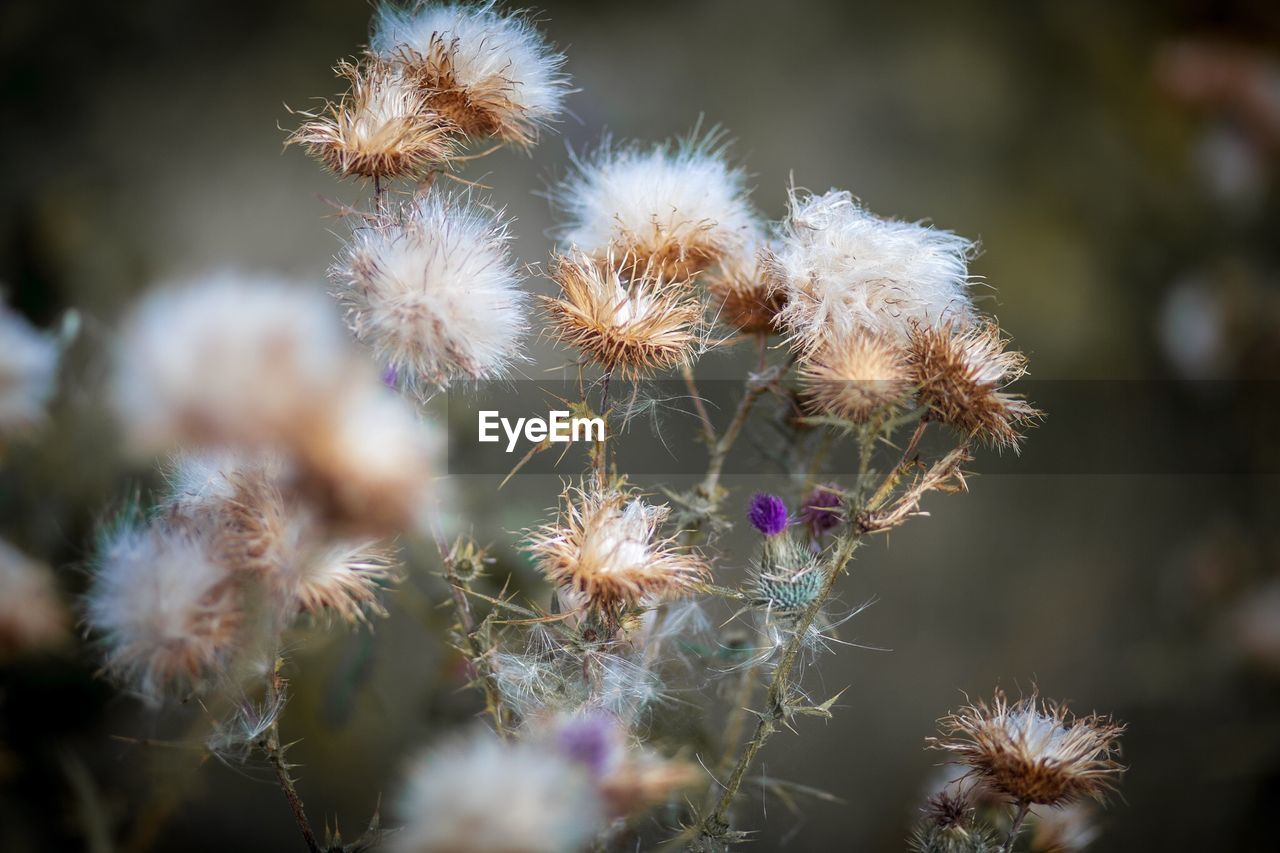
698 530 862 841
1003 801 1031 853
259 671 321 853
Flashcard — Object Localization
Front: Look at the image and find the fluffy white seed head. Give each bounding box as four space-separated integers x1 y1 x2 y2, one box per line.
0 539 67 657
112 272 356 452
86 518 242 701
394 729 605 853
333 194 528 393
0 302 58 436
552 132 762 279
769 189 975 352
371 1 570 143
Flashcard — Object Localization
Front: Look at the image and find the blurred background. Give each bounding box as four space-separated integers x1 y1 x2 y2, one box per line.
2 0 1279 850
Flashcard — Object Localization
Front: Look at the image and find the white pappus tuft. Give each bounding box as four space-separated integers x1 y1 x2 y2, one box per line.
768 188 976 352
332 193 528 392
551 130 763 279
371 0 571 145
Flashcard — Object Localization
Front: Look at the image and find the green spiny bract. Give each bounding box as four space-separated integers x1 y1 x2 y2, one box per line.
908 791 999 853
746 534 825 617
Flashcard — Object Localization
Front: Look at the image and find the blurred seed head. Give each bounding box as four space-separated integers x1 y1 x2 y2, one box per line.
799 330 913 423
525 486 709 616
928 689 1126 808
0 539 68 659
86 515 244 702
0 301 59 438
371 0 571 147
111 272 356 453
552 131 760 280
908 320 1041 452
289 58 458 179
333 193 528 393
768 188 975 353
542 250 704 379
393 728 604 853
1029 802 1100 852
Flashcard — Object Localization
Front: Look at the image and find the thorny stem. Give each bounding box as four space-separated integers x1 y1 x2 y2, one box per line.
681 362 716 447
432 530 511 739
1003 801 1031 853
260 671 322 853
695 374 770 515
697 529 863 842
591 372 613 485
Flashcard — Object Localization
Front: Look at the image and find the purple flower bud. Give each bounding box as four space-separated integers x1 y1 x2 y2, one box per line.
380 364 399 389
748 493 788 537
558 713 619 777
801 484 844 537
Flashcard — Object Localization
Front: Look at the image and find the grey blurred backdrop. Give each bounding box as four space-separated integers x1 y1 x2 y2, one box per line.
2 0 1279 851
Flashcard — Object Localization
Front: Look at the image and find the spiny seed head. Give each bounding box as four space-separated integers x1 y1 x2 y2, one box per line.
525 486 709 615
552 130 761 280
798 330 913 422
704 243 785 333
908 320 1041 452
447 536 493 584
768 188 975 353
333 193 528 393
927 689 1126 808
541 250 704 379
909 791 998 853
748 534 824 617
288 58 458 179
371 0 571 147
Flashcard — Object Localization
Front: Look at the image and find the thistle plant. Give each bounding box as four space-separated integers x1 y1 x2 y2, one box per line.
66 2 1134 852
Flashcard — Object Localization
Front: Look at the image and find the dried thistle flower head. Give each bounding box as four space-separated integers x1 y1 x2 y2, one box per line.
704 243 784 333
111 272 356 453
372 0 570 146
908 320 1041 452
798 330 913 423
333 193 528 393
553 712 699 818
552 131 760 279
86 516 243 701
295 381 441 537
289 58 457 179
542 250 703 378
393 729 604 853
165 452 401 625
525 486 709 615
0 540 67 658
768 188 975 352
0 301 59 438
928 689 1126 808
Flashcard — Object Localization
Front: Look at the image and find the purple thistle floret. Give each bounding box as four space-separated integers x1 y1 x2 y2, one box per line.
380 364 399 389
558 713 618 777
801 484 844 537
748 493 789 537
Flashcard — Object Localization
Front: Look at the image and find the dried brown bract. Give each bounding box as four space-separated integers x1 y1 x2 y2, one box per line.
908 320 1041 451
289 59 457 180
525 487 709 616
704 247 785 333
799 331 913 423
542 250 704 379
927 689 1126 808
